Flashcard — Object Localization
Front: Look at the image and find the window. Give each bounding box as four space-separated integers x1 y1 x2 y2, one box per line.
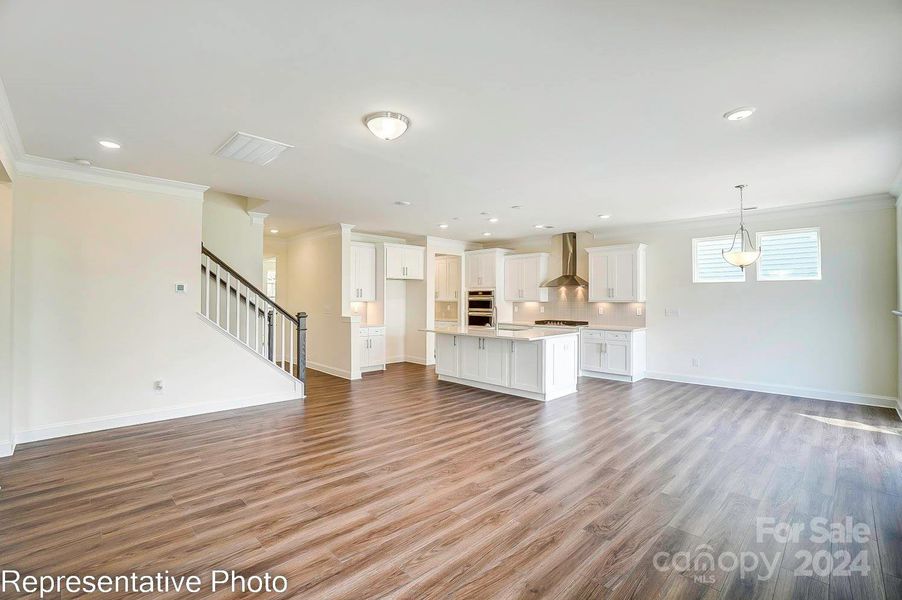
263 257 277 300
692 235 746 283
756 228 821 281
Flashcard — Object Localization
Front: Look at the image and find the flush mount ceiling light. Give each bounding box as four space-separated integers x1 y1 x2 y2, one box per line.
488 217 499 223
364 112 410 140
723 106 756 121
598 214 611 219
394 200 411 206
98 140 120 149
438 223 449 229
722 184 761 269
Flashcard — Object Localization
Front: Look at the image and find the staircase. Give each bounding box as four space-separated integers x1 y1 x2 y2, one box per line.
200 245 306 384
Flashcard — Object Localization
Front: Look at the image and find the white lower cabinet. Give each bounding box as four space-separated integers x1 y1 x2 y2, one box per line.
359 326 386 370
579 329 646 382
510 340 543 393
433 332 578 401
435 333 459 377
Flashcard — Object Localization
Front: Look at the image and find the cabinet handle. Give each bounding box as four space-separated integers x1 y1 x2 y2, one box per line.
453 336 456 346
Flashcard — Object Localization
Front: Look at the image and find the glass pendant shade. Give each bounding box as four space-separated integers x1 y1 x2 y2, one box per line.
722 184 760 270
365 112 410 140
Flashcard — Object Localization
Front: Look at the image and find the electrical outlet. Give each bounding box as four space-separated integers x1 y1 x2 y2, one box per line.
539 306 545 313
153 380 164 392
597 305 604 315
691 358 700 368
636 305 643 316
174 283 187 294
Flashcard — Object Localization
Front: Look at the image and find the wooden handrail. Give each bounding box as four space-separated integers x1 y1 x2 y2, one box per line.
201 244 298 324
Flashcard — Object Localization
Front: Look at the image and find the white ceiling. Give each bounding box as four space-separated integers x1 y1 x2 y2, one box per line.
1 0 901 240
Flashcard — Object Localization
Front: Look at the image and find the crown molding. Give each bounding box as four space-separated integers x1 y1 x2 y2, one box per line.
248 211 268 225
0 73 207 199
15 155 208 200
891 163 902 199
590 193 895 240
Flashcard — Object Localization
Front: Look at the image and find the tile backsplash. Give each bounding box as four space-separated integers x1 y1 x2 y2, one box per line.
513 287 646 327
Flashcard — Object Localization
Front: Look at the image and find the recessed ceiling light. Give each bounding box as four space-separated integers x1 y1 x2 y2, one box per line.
394 201 411 206
723 107 756 121
482 232 492 237
270 229 279 234
73 158 92 167
98 140 120 149
598 214 611 219
511 205 523 209
364 112 410 140
534 224 554 229
488 217 499 223
438 223 449 229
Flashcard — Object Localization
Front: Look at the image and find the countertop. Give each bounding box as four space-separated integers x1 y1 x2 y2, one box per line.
423 324 580 341
499 321 646 332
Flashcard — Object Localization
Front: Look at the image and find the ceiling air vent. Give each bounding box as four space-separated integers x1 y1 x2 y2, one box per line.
214 131 294 166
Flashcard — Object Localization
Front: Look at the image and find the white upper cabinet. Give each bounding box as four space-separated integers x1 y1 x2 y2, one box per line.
586 244 647 302
503 253 549 302
350 242 376 302
465 249 507 289
385 243 424 280
435 256 461 302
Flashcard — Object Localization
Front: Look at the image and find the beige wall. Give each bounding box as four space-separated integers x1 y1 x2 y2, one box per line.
10 175 299 442
0 180 12 454
591 201 898 404
285 226 354 378
202 190 264 286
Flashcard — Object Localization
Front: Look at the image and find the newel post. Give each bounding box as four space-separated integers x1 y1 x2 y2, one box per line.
266 310 274 361
296 312 307 384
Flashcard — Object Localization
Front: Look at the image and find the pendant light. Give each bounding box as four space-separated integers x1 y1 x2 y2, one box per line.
722 184 761 269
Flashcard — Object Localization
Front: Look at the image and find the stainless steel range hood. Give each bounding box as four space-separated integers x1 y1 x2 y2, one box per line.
541 232 588 287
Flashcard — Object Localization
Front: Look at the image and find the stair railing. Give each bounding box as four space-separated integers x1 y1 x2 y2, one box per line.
200 245 306 384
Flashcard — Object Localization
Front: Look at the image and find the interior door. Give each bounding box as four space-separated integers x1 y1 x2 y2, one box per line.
588 252 612 302
612 250 636 302
481 338 510 386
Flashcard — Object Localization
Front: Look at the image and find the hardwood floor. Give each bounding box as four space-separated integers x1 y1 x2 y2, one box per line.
1 364 900 599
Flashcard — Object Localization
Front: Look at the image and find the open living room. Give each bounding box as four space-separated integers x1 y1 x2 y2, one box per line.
1 2 901 599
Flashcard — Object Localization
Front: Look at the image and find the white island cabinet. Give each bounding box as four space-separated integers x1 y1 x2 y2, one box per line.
425 326 579 401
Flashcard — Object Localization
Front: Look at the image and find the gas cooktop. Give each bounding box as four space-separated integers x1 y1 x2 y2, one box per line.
534 320 589 327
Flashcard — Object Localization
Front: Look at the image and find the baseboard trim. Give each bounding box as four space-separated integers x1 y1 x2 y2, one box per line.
0 441 14 458
307 360 353 380
14 390 302 446
404 355 428 365
646 371 898 409
896 403 902 422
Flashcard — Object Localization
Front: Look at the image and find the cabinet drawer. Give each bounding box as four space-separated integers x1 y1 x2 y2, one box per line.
581 330 605 341
358 327 368 336
605 331 629 342
368 327 385 336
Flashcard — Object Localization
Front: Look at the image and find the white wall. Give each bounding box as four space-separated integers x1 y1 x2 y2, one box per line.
263 236 290 309
0 180 12 455
202 190 264 286
592 199 898 406
10 175 301 443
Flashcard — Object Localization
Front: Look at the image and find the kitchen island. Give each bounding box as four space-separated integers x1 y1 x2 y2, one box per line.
422 325 579 401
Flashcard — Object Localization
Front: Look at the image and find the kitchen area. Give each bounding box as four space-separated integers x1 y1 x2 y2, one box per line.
425 232 648 400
